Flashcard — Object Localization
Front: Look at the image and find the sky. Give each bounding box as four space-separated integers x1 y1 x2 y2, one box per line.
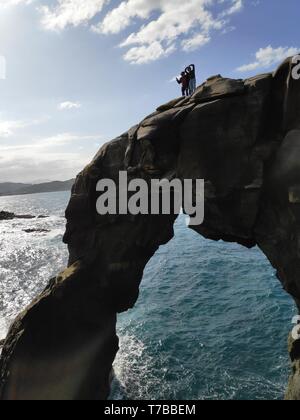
0 0 299 183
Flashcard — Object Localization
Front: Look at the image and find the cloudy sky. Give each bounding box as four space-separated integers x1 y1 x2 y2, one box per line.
0 0 298 182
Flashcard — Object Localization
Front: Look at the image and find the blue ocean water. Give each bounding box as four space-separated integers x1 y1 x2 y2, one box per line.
0 191 295 400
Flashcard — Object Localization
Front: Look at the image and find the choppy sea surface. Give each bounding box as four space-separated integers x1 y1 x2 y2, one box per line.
0 191 296 400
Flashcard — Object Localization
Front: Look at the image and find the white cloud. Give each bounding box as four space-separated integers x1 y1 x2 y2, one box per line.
123 41 176 65
33 132 98 147
39 0 108 31
37 0 243 64
0 0 34 8
0 133 103 182
220 0 243 16
94 0 157 35
0 117 47 137
58 101 82 110
0 132 101 151
2 0 244 63
181 33 211 52
118 3 216 48
237 45 300 73
113 0 242 64
0 120 28 137
97 0 221 64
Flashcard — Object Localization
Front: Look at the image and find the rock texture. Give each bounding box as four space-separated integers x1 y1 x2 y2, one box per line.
0 211 36 220
1 57 300 400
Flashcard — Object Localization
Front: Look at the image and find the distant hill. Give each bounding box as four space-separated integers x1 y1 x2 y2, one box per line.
0 179 75 197
0 183 31 195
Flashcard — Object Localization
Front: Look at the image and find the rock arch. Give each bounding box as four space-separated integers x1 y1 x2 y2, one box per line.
1 57 300 400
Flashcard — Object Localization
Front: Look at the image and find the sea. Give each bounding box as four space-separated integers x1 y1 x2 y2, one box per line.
0 190 296 400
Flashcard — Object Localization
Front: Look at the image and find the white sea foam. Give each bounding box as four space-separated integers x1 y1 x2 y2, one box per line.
0 316 8 341
112 333 165 400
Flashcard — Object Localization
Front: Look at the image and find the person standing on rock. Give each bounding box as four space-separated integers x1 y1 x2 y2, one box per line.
176 71 189 97
186 64 196 95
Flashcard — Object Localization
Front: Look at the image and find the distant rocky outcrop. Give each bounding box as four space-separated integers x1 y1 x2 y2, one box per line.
23 229 50 234
1 57 300 400
0 211 49 221
0 211 35 220
0 179 74 197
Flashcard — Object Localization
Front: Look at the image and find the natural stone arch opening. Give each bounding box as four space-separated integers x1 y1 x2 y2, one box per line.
1 57 300 400
111 215 293 401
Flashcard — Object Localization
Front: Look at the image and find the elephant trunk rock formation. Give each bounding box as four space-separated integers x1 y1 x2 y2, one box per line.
1 57 300 400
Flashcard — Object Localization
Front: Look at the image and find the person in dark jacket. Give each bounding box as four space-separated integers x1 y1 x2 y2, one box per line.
186 64 196 94
176 71 189 97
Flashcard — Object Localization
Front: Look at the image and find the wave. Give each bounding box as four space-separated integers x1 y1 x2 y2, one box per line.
111 333 168 400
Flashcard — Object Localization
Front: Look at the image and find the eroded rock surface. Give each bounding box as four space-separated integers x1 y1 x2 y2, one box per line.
1 57 300 400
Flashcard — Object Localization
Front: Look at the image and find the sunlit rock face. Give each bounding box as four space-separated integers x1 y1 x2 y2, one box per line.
1 57 300 400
